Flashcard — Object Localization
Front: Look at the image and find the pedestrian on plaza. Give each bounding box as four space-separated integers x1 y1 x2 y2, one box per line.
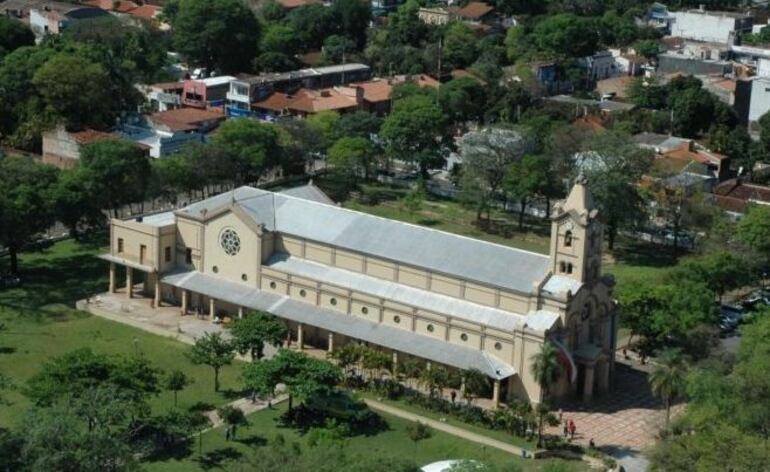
569 420 576 439
563 422 569 438
589 438 595 448
450 390 457 404
558 408 563 422
224 426 231 441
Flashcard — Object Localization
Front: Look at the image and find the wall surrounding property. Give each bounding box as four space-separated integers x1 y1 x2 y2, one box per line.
41 127 80 169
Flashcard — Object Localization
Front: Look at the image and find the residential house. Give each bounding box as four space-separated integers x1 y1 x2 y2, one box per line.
644 2 673 32
226 64 372 117
670 7 753 44
100 178 617 406
637 135 732 182
713 178 770 216
578 51 618 82
29 2 108 38
253 87 362 118
118 108 225 158
183 76 236 109
418 7 452 26
138 82 184 112
735 75 770 125
42 126 120 169
455 2 495 24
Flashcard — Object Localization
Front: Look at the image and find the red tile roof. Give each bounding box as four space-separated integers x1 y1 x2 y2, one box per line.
350 80 393 104
84 0 139 12
128 4 161 19
150 108 225 132
70 129 118 145
455 1 494 19
287 88 358 113
254 92 291 112
662 143 728 166
714 179 770 203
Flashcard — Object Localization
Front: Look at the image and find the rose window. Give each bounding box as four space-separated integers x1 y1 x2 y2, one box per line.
220 229 241 256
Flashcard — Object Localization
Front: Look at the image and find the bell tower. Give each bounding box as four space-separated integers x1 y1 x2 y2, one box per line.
549 175 602 283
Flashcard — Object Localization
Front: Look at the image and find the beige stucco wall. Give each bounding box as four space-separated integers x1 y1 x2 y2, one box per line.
202 212 261 287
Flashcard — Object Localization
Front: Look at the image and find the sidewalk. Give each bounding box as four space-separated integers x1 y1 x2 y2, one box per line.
203 394 288 431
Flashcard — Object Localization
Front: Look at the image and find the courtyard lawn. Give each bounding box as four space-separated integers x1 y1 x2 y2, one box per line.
0 238 244 426
144 402 589 472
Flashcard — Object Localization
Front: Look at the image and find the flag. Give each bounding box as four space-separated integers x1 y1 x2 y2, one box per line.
551 338 577 384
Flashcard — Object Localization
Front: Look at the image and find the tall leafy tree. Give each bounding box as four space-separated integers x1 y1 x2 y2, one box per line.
505 154 552 230
188 332 235 392
211 119 282 185
241 349 342 411
79 140 152 216
164 370 193 407
442 22 478 70
328 136 376 185
459 127 531 222
532 13 599 58
737 204 770 262
438 77 487 124
380 95 448 178
329 0 371 49
0 17 34 59
171 0 260 73
0 156 59 274
229 311 288 362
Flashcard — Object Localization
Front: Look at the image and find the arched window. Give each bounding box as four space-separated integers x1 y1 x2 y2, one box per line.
559 261 566 273
567 263 573 274
564 230 573 247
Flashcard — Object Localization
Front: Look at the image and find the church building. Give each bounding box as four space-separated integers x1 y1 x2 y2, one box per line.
99 178 617 406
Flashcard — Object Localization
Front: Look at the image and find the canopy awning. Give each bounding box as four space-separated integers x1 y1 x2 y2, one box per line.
162 270 517 380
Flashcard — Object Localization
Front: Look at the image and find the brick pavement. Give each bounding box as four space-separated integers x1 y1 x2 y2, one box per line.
546 363 680 454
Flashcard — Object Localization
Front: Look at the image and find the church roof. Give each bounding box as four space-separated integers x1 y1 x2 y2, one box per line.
177 186 551 294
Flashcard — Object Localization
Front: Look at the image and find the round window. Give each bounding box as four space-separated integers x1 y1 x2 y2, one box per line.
494 342 502 351
460 333 468 342
427 324 435 332
393 315 401 324
219 228 241 256
269 281 277 289
361 306 369 314
212 266 219 273
299 289 307 297
330 298 337 306
241 274 247 281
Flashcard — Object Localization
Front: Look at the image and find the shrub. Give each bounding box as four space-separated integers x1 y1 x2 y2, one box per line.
406 421 432 442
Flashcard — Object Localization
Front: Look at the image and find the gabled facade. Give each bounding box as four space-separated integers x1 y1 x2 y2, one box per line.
99 180 617 406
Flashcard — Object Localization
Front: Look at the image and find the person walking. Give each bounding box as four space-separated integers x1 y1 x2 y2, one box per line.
569 420 576 439
563 422 569 438
450 390 457 404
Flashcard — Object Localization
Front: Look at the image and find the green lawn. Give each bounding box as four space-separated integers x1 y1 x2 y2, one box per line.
144 402 588 472
0 239 244 426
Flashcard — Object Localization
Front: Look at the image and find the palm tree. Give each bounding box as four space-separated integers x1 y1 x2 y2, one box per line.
649 349 687 430
530 341 562 447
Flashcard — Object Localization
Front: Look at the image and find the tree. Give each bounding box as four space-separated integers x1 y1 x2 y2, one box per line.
670 251 751 302
171 0 260 73
53 167 104 238
336 111 382 139
164 370 193 407
242 349 342 411
217 405 247 440
459 127 531 222
322 35 356 64
329 0 371 49
79 140 152 216
419 366 449 398
188 332 235 392
438 77 487 124
461 369 489 406
443 22 478 70
306 111 341 151
212 119 282 184
286 4 333 51
505 154 552 230
381 95 448 178
261 24 300 59
529 342 561 447
532 13 599 58
737 204 770 261
669 87 716 138
627 77 667 109
0 17 34 59
578 132 654 249
0 156 59 274
229 311 288 362
32 53 115 130
328 136 376 185
649 349 687 429
650 187 716 257
633 39 660 64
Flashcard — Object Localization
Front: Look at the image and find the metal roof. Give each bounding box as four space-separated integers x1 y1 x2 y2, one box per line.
541 275 582 297
265 254 526 331
278 182 335 205
177 187 551 293
161 270 516 379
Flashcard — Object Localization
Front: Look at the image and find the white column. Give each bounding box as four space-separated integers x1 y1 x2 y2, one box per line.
109 262 116 293
181 290 188 315
238 307 244 319
460 376 467 398
126 267 133 299
153 274 161 308
583 365 595 401
392 351 398 375
327 332 334 353
209 298 215 321
492 379 501 409
297 324 304 351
